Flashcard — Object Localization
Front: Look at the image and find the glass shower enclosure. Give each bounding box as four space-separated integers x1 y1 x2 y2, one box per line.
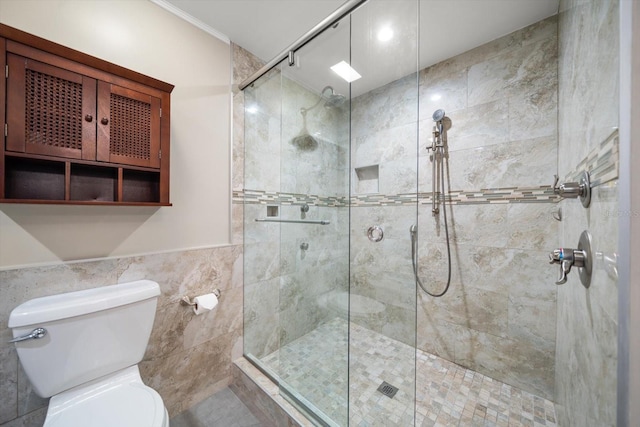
241 0 620 426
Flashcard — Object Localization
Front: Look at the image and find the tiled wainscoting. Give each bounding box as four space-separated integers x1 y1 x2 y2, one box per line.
0 245 243 426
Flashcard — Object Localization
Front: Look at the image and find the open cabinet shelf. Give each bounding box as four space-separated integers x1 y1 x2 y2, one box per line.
2 153 170 206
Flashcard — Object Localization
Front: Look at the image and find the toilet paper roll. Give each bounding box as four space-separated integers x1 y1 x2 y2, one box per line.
193 293 218 315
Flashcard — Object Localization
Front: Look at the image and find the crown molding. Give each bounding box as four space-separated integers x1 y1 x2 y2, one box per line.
149 0 230 44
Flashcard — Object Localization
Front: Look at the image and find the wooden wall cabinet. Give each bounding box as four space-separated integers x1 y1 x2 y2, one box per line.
0 24 173 206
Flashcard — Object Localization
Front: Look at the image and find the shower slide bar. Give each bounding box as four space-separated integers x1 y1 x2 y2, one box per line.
255 218 330 225
238 0 368 91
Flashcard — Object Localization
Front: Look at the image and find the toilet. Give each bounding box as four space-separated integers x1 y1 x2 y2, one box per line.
8 280 169 427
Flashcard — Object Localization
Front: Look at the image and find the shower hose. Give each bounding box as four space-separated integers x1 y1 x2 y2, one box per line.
411 149 452 297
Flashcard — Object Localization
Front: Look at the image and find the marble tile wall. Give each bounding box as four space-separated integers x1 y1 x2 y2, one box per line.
555 1 619 425
350 16 559 399
0 245 243 426
232 43 264 246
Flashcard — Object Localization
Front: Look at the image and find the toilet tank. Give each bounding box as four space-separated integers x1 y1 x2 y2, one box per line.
8 280 161 398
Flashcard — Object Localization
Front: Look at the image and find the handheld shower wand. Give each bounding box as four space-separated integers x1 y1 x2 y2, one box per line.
412 109 452 297
433 108 445 140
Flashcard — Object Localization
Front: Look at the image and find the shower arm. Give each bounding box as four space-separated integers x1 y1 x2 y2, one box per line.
300 86 335 114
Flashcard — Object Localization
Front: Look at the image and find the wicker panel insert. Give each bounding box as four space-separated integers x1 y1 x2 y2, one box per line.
25 69 83 149
110 94 151 160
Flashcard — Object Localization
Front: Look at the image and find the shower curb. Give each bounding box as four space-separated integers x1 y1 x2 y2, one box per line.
230 357 315 427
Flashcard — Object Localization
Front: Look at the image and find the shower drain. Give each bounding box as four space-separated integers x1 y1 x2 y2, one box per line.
377 381 399 399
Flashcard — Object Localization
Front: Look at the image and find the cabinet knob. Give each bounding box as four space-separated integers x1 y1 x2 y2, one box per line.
101 118 109 125
84 114 93 122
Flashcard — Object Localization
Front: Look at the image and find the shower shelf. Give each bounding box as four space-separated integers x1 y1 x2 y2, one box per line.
255 218 330 225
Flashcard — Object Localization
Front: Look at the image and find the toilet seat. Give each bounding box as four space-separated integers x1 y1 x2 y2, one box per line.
44 365 168 427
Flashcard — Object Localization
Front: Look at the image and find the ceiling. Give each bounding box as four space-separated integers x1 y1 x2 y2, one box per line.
158 0 559 97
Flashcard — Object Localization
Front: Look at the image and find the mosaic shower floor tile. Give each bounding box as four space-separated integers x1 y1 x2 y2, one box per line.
260 317 557 427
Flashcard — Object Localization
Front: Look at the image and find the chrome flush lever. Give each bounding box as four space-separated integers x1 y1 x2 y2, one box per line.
548 230 593 287
9 327 47 343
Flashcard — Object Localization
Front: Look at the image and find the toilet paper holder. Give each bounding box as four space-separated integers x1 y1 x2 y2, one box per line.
180 289 221 307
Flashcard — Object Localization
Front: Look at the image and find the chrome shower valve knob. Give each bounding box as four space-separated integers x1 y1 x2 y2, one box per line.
549 248 585 285
548 231 593 287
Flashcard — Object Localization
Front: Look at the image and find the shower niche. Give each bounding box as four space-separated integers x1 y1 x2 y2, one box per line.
354 165 379 194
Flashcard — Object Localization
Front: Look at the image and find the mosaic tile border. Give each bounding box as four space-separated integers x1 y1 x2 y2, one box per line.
235 189 345 207
233 186 558 207
356 187 558 206
565 128 619 187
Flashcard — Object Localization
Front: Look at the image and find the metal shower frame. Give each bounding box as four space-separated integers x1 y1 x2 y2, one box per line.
238 0 368 91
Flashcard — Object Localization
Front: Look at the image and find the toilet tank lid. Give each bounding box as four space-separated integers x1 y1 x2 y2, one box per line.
8 280 161 328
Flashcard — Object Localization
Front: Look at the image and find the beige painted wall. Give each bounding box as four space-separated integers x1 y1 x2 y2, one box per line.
0 0 231 268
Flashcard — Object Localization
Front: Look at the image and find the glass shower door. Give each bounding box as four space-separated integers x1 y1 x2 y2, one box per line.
243 63 285 369
348 1 419 425
244 13 351 426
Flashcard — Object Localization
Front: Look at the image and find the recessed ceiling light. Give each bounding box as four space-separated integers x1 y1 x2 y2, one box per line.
430 94 442 101
330 61 362 83
246 105 258 114
377 27 393 42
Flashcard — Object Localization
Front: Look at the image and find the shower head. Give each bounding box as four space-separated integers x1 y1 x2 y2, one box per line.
432 109 446 135
324 92 346 109
291 132 318 151
321 85 346 109
291 109 318 151
292 85 344 151
432 109 446 122
300 85 346 114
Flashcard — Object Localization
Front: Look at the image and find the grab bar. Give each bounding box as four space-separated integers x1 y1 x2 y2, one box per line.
255 218 330 225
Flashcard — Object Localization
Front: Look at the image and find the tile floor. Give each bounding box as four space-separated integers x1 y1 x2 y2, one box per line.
415 352 557 427
169 387 261 427
261 317 350 425
259 317 558 427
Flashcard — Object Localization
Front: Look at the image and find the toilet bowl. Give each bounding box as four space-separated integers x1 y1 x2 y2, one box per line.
8 280 169 427
45 366 168 427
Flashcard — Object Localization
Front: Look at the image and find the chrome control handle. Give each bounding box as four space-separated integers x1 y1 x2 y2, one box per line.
552 171 591 207
9 327 47 343
549 248 585 285
548 230 593 287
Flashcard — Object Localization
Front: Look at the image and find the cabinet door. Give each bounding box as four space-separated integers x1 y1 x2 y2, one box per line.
6 54 97 160
96 82 161 168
